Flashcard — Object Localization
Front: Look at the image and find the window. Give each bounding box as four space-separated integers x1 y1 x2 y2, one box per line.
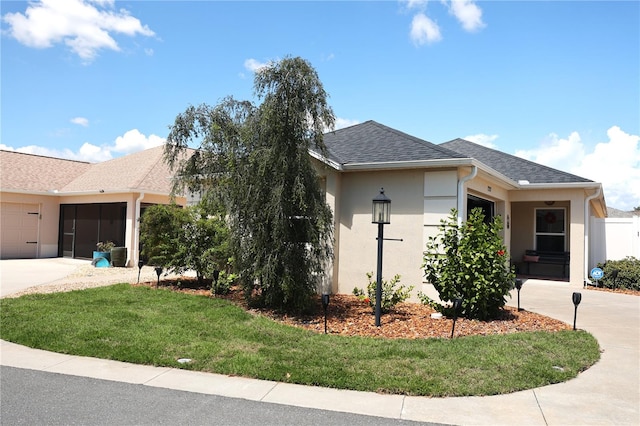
535 208 565 252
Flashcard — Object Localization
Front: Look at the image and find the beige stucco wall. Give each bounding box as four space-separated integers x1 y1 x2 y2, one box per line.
334 169 426 296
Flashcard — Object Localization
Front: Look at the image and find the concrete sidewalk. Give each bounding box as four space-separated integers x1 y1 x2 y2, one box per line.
1 259 639 425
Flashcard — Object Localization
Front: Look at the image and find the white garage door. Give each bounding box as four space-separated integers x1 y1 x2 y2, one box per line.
0 203 39 259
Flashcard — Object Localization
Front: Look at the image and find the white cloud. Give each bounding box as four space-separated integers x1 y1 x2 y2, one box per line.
113 129 164 154
2 0 154 62
404 0 484 45
70 117 89 127
410 13 442 45
244 58 268 73
515 127 640 211
444 0 486 32
464 133 498 148
0 128 165 163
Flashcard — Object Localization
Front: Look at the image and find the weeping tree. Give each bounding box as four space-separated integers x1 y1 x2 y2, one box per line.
164 56 335 313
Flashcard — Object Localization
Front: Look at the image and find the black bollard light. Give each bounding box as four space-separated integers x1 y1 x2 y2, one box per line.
322 294 330 334
450 298 463 339
154 266 163 288
137 259 144 284
515 278 523 311
572 292 582 330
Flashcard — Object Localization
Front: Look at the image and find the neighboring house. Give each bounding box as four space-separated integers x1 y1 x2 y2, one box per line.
1 121 608 293
0 146 186 265
310 121 607 293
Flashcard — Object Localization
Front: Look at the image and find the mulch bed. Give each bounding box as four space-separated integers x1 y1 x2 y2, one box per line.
139 278 587 339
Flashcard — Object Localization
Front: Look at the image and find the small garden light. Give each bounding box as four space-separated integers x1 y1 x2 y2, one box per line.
515 278 523 311
154 266 163 288
450 298 463 339
572 292 582 331
322 293 330 334
137 259 144 284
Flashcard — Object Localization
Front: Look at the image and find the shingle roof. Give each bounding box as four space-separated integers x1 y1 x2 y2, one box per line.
1 146 184 195
440 138 594 184
61 146 176 193
0 150 91 192
318 121 467 165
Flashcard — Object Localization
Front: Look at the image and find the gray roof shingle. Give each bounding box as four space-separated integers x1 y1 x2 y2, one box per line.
318 121 467 165
440 138 594 184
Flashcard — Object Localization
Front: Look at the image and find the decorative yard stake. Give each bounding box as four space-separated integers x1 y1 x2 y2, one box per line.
450 298 463 339
572 292 582 330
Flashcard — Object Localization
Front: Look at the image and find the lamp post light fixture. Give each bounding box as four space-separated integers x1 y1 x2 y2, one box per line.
322 294 330 334
154 266 163 288
137 259 144 284
572 292 582 330
372 188 391 327
514 278 523 311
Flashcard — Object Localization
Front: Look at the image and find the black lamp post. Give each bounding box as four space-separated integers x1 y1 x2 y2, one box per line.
372 188 391 327
572 292 582 330
154 266 163 288
322 294 330 334
514 278 523 311
137 259 144 284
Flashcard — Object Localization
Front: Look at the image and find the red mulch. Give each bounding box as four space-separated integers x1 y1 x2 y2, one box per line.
137 278 605 339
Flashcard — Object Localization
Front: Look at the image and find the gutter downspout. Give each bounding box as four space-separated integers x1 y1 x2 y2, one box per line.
457 166 478 227
584 187 601 285
132 192 145 267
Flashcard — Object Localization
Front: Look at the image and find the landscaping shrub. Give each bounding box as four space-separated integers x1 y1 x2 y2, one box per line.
421 208 515 320
596 257 640 290
353 272 414 313
140 203 232 286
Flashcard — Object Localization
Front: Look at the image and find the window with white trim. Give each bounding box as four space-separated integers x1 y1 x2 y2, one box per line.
535 208 566 252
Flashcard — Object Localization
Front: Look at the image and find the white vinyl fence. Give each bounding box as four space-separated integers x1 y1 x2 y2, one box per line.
590 215 640 267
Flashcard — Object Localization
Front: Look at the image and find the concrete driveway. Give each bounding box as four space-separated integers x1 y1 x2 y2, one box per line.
0 258 90 298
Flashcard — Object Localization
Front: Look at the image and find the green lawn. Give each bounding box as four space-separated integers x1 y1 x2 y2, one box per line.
0 284 600 397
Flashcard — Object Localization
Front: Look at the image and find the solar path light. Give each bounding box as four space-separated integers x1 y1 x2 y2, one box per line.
572 292 582 330
450 298 463 339
137 259 144 284
155 266 163 288
514 278 523 311
322 294 330 334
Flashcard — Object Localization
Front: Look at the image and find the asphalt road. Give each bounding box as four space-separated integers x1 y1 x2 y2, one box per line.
0 366 446 426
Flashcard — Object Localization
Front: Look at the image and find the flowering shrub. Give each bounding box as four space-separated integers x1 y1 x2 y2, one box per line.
353 273 414 313
421 208 515 320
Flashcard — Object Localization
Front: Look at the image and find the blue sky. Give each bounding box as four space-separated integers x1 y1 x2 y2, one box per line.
1 0 639 210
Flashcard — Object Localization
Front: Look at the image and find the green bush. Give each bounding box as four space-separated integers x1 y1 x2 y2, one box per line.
140 203 232 286
352 273 414 313
421 208 515 320
596 257 640 290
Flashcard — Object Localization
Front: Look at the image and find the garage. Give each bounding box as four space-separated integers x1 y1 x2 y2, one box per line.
0 202 40 259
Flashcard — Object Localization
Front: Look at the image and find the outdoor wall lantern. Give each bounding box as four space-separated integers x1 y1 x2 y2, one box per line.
137 259 144 284
572 292 582 331
322 294 330 334
372 188 391 327
514 278 523 311
155 266 163 288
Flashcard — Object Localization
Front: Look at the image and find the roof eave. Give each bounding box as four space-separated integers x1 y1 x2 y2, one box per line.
341 158 475 171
